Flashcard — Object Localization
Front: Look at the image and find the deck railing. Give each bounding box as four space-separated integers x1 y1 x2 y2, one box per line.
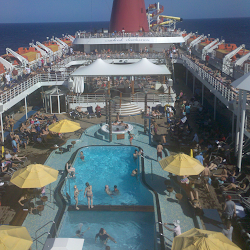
180 54 238 102
0 72 72 105
75 31 183 39
67 94 106 105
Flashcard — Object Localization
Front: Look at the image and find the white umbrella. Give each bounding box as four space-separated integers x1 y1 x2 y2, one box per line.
43 238 84 250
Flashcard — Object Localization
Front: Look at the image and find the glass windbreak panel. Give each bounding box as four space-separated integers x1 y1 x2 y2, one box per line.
59 95 66 113
51 96 58 113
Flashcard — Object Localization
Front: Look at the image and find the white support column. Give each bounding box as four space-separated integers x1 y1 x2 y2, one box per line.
57 96 61 114
202 84 204 105
50 95 52 114
237 90 247 172
214 96 216 120
24 96 28 120
235 90 242 155
185 68 188 85
0 113 4 143
192 74 195 94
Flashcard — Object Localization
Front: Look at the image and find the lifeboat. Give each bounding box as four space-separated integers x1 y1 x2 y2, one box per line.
0 63 5 74
17 47 42 62
216 44 249 61
43 41 59 52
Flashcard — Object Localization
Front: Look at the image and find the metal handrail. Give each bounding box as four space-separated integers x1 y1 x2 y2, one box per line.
34 220 57 250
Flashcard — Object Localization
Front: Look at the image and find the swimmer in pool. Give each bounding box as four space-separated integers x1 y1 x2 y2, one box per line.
80 151 85 161
105 185 113 198
76 223 90 238
133 149 142 160
131 169 138 177
95 228 116 245
113 185 120 195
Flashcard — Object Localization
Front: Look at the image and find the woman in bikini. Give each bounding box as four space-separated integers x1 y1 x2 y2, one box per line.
84 182 94 209
128 131 135 145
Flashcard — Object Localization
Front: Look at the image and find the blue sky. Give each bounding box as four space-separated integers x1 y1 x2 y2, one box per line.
0 0 250 23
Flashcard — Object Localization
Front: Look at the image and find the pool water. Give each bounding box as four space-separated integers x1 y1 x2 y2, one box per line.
64 146 153 206
59 211 155 250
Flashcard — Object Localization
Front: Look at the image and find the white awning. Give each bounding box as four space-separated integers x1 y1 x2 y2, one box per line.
231 71 250 91
70 58 171 77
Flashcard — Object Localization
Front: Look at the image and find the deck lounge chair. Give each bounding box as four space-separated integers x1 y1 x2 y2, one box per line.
87 106 96 118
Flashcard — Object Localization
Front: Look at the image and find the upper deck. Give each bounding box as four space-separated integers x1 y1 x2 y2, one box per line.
73 31 185 53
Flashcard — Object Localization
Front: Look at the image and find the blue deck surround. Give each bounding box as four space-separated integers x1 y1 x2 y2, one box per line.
22 122 201 250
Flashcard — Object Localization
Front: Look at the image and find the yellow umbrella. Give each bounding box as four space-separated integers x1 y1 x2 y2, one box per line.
172 228 241 250
159 153 204 176
0 225 33 250
48 119 81 133
10 164 58 188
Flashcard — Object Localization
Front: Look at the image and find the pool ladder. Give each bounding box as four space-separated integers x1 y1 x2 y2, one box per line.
34 221 58 250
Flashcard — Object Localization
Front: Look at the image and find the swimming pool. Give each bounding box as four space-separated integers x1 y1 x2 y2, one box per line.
58 211 155 250
64 146 153 206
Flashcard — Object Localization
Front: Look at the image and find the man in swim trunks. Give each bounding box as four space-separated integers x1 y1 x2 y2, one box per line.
74 185 82 210
157 142 163 161
113 185 120 195
95 228 116 245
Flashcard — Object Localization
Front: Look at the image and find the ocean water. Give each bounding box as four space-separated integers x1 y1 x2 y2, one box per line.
0 18 249 55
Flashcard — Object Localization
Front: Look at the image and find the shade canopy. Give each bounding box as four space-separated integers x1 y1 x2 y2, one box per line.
48 119 81 133
0 225 33 250
70 58 171 77
43 238 84 250
159 153 204 176
171 228 241 250
10 164 58 188
231 71 250 91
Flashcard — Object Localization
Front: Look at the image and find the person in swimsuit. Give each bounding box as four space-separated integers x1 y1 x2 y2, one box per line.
131 169 138 177
157 142 163 161
128 131 135 145
66 162 75 178
95 228 116 245
105 185 113 198
74 185 82 210
75 223 90 238
80 151 85 161
84 182 94 209
113 185 120 195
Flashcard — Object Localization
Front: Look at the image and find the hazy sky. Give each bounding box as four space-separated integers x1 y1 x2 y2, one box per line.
0 0 250 23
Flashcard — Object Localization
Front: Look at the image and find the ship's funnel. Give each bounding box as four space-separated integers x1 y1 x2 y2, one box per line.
109 0 149 33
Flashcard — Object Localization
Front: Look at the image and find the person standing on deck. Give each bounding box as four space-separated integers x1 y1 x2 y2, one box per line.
84 182 94 209
157 142 163 161
163 220 181 237
74 185 82 210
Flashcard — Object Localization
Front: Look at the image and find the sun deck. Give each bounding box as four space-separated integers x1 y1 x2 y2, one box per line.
18 120 199 250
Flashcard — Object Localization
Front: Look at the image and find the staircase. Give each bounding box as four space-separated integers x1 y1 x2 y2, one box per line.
102 102 142 117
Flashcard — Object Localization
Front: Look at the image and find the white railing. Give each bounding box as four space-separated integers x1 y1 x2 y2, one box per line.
67 94 106 105
131 93 174 104
180 54 238 102
0 72 70 105
75 31 183 39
